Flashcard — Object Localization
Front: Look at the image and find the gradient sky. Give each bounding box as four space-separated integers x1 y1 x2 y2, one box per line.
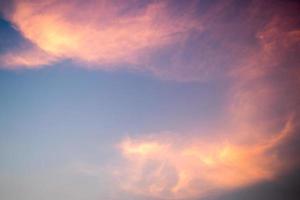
0 0 300 200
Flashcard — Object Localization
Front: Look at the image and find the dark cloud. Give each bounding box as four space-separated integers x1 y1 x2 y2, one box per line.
210 169 300 200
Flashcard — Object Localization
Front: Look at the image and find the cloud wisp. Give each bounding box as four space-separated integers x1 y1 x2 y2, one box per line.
0 0 198 70
117 117 294 199
1 1 299 81
113 2 299 199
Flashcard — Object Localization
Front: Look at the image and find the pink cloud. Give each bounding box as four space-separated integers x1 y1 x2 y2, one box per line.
1 0 199 70
1 0 298 82
112 2 300 198
116 117 295 199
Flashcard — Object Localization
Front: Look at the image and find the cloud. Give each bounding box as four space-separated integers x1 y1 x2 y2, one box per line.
111 2 300 199
0 46 55 68
115 115 296 199
0 0 199 70
213 169 300 200
1 1 298 81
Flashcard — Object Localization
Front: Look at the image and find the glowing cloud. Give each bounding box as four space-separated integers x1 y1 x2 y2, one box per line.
112 2 300 198
116 117 295 199
0 47 55 68
1 0 299 82
1 0 199 69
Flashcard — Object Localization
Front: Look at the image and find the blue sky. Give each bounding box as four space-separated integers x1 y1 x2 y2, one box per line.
0 62 228 200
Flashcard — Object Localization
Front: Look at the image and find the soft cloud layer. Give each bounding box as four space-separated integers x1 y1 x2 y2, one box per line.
116 40 300 199
117 117 294 199
115 66 300 199
114 1 299 199
0 46 55 68
1 1 299 81
1 0 199 70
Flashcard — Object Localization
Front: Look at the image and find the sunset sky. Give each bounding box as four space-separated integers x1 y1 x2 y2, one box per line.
0 0 300 200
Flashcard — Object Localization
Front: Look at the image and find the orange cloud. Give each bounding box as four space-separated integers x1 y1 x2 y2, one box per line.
0 46 56 69
1 0 199 69
112 3 300 198
117 117 294 199
2 0 298 83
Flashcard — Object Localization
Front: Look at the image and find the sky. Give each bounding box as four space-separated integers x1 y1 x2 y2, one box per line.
0 0 300 200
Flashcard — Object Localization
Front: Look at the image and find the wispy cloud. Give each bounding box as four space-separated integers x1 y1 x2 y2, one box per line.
115 108 296 199
114 90 300 194
113 2 300 198
1 1 299 81
0 46 55 68
1 0 199 70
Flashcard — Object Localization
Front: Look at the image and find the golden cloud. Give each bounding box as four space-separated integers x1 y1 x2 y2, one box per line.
1 0 199 69
1 0 298 82
117 117 294 199
0 47 55 68
112 2 300 198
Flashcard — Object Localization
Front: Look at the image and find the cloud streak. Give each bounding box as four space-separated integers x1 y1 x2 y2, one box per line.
1 1 298 81
116 113 296 199
1 0 199 70
113 2 300 199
